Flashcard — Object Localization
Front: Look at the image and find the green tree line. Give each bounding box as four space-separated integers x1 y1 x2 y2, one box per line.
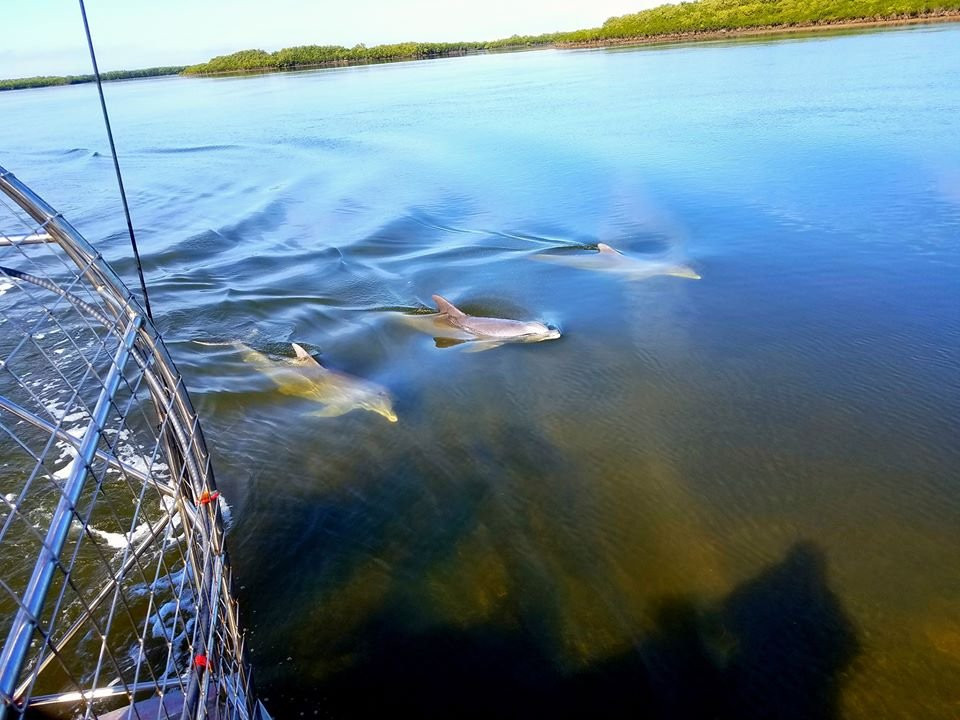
579 0 960 41
182 0 960 74
4 0 960 85
0 66 185 92
181 42 534 75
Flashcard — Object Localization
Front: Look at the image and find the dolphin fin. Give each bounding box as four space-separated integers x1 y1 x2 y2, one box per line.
291 343 322 365
309 404 353 418
596 243 620 255
462 340 504 353
192 339 236 347
432 294 466 320
434 337 466 349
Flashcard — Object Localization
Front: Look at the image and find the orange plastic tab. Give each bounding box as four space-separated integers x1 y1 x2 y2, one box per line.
198 490 220 506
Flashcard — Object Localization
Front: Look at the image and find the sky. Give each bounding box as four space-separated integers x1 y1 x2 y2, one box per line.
0 0 662 77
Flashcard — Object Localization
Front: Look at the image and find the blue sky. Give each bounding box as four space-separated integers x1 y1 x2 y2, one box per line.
0 0 661 77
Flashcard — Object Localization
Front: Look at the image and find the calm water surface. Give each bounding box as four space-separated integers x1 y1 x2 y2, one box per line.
2 24 960 719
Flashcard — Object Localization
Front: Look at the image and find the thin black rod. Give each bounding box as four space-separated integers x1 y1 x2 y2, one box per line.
77 0 154 321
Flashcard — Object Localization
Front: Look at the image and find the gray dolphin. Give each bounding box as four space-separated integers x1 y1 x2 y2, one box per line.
238 342 397 422
412 295 561 352
534 242 701 280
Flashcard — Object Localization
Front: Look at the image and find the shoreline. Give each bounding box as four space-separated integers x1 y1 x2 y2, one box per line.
180 13 960 79
179 50 492 79
556 13 960 49
4 13 958 89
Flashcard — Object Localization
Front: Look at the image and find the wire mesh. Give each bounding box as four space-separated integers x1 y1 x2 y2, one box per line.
0 166 266 720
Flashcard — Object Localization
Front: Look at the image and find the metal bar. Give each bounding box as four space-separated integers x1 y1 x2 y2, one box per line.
0 233 54 246
25 678 184 707
0 264 119 328
0 165 129 322
4 340 177 714
219 566 241 669
12 511 174 701
0 245 221 527
0 394 176 492
0 314 142 715
0 165 260 719
195 554 225 720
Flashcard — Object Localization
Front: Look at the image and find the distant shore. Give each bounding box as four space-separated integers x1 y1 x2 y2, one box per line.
557 12 960 49
3 8 959 90
177 14 960 79
179 2 960 76
0 67 185 92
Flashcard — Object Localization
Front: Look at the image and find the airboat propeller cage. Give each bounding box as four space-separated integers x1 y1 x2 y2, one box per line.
0 165 265 719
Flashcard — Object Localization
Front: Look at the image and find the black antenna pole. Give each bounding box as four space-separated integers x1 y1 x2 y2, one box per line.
78 0 154 321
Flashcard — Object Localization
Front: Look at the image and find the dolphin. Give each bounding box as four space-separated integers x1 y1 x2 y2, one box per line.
408 295 561 352
533 243 701 280
238 342 397 422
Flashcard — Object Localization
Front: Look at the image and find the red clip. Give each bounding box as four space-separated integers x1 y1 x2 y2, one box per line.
198 490 220 506
194 654 209 670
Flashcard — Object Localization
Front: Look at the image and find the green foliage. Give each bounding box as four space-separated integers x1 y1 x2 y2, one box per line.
0 67 185 92
5 0 960 85
578 0 960 40
0 76 69 90
181 43 499 74
181 0 960 75
180 35 582 75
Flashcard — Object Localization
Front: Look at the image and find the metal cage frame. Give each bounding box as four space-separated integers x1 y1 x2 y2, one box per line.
0 165 265 720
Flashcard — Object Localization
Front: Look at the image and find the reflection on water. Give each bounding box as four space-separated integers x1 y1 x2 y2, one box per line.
2 21 960 720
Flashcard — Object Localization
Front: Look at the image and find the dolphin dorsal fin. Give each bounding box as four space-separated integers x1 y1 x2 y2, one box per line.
597 243 620 255
432 294 466 319
291 343 321 365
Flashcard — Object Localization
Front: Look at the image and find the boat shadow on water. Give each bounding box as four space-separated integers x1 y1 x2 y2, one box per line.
273 541 859 719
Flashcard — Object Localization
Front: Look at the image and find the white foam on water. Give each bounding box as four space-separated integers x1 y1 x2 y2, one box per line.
0 280 13 296
52 455 78 481
218 494 234 530
126 644 147 667
42 398 67 419
115 441 169 478
85 520 153 549
148 567 198 672
51 424 86 480
43 397 87 426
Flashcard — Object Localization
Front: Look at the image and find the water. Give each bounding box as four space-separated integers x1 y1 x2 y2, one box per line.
2 23 960 719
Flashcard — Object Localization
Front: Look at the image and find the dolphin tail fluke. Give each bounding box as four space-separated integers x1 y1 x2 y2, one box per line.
432 294 466 320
